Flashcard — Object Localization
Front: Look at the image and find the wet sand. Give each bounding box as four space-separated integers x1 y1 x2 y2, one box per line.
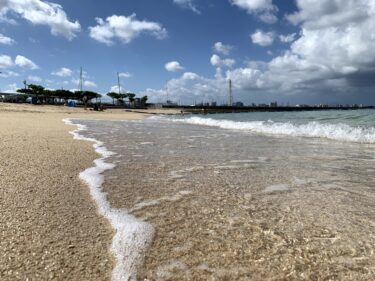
77 118 375 280
0 104 178 281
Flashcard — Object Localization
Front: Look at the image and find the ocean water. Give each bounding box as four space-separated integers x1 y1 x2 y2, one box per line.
172 109 375 143
68 109 375 280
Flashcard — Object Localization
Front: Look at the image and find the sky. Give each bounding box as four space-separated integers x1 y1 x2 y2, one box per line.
0 0 375 105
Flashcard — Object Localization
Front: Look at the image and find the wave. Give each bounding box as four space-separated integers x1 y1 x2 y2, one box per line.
63 118 154 281
173 117 375 144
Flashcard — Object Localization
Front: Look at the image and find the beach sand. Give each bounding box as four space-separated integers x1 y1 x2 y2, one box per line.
0 103 177 280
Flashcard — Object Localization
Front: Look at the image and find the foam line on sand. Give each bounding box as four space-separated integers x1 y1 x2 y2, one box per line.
63 118 154 281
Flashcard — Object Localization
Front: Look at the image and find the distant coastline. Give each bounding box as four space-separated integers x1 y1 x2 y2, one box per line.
164 105 375 114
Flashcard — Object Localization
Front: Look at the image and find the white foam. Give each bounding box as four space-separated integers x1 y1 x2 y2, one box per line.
63 118 154 281
173 117 375 144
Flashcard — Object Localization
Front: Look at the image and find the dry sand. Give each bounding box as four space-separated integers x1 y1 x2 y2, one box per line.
0 103 177 281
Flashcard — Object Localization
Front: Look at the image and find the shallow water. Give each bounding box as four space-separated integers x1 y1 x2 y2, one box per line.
77 117 375 280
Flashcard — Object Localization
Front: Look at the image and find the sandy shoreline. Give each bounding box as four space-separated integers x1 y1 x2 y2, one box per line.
0 103 177 280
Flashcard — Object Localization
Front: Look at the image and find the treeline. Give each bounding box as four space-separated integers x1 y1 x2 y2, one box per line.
14 84 147 106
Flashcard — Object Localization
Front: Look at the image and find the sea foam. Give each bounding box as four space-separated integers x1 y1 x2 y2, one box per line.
63 119 154 281
173 117 375 144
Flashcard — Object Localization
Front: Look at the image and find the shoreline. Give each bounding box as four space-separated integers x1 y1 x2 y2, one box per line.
0 103 176 280
64 118 154 281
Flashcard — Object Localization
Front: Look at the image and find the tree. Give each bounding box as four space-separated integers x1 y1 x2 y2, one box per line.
107 92 119 104
140 95 148 106
53 89 75 103
127 92 136 107
17 84 45 103
118 93 128 105
75 91 101 102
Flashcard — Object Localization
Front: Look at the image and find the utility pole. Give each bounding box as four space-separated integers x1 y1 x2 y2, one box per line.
228 79 233 106
117 72 121 94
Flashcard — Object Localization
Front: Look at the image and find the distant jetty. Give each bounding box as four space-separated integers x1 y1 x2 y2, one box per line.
163 105 375 114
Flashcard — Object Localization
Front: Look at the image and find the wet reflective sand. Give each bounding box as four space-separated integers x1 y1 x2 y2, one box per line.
79 118 375 280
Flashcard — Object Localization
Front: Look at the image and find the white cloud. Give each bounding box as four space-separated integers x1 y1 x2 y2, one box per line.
251 30 275 46
173 0 200 14
0 0 81 40
0 70 19 78
279 33 297 43
89 14 167 45
52 67 73 77
71 77 97 88
27 75 42 82
213 42 233 55
3 83 18 93
0 55 13 69
118 72 132 78
210 54 236 68
165 61 185 72
84 80 97 88
142 71 227 104
0 33 15 45
109 85 121 93
15 55 39 70
230 0 278 24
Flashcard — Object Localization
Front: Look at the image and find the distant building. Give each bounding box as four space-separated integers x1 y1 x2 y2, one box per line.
270 101 278 107
233 101 244 107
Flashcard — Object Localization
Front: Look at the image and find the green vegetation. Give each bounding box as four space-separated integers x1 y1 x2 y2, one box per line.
9 83 149 108
15 84 102 104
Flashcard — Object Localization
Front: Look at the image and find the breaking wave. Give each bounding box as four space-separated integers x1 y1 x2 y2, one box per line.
173 117 375 144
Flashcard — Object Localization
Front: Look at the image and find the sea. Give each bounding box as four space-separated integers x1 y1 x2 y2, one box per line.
66 109 375 280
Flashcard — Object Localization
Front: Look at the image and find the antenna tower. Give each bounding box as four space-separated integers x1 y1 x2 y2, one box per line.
78 67 83 92
117 72 121 94
228 79 233 106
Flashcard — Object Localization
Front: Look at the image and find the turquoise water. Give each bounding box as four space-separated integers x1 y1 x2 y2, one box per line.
171 109 375 143
201 109 375 127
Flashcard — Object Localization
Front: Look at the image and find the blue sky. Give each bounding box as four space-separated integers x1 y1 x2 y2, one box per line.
1 0 375 105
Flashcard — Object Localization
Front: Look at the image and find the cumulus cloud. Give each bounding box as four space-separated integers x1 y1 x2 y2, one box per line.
0 70 19 78
210 54 236 68
118 72 132 78
15 55 39 70
109 85 122 93
0 0 81 40
0 55 13 68
230 0 278 24
173 0 200 14
213 42 233 55
279 33 297 43
142 71 227 104
3 83 18 93
52 67 73 77
71 77 97 88
165 61 184 72
251 30 275 46
89 14 167 45
0 33 15 45
27 75 42 82
84 80 97 88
